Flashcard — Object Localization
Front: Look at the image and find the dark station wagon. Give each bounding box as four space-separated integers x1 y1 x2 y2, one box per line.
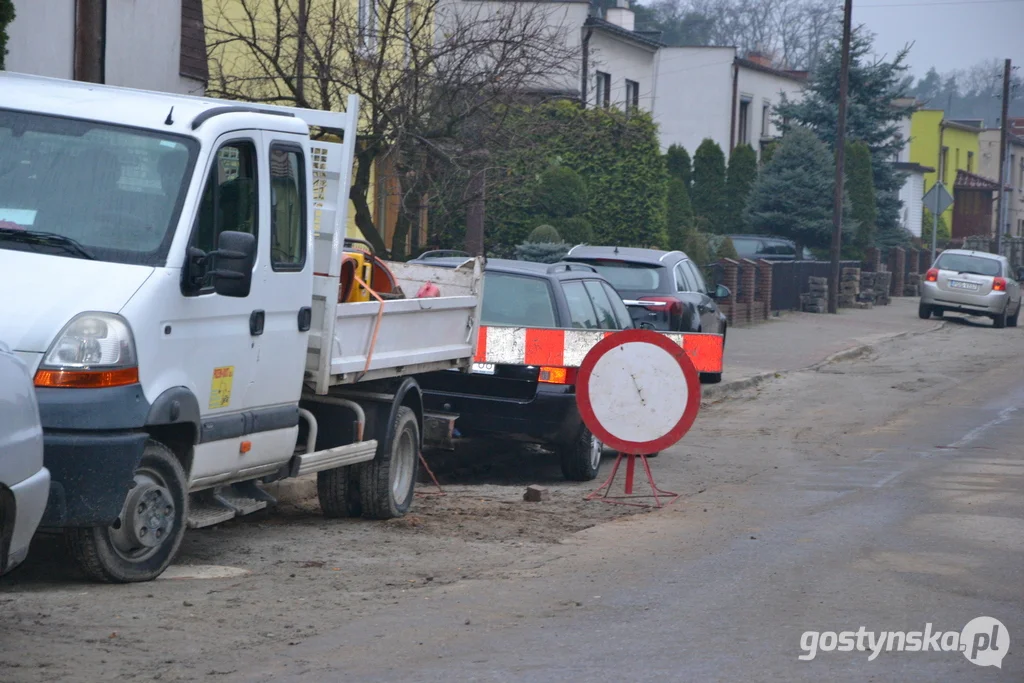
413 256 635 481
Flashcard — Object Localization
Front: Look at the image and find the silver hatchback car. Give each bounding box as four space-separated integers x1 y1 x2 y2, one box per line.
919 250 1022 328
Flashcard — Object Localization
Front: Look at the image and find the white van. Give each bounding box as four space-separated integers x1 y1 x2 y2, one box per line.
0 73 483 582
0 341 49 575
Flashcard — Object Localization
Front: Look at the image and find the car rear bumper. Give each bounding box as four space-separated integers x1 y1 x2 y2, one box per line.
920 282 1008 315
423 384 581 446
3 466 50 573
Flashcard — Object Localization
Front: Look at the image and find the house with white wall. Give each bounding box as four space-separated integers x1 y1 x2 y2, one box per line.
979 129 1024 237
4 0 207 95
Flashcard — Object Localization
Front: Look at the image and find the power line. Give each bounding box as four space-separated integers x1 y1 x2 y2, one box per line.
857 0 1024 8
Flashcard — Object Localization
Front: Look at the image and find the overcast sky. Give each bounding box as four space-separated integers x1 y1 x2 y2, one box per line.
851 0 1023 78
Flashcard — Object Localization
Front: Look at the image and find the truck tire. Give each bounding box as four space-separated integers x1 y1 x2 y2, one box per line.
317 465 363 518
559 427 602 482
360 406 420 519
67 439 187 583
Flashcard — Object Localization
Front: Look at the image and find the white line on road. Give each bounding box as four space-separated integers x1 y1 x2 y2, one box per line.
946 405 1019 450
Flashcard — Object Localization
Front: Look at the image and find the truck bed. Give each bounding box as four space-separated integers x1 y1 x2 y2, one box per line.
306 258 484 391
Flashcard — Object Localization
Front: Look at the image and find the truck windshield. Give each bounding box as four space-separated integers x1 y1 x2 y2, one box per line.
0 109 197 266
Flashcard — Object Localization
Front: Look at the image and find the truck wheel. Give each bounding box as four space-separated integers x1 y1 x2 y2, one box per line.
360 406 420 519
67 440 187 583
317 466 363 518
559 427 602 482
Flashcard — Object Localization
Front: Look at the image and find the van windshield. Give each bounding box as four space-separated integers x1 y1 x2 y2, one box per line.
0 109 197 266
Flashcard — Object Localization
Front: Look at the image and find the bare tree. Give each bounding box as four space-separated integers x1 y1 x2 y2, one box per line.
206 0 580 256
640 0 839 71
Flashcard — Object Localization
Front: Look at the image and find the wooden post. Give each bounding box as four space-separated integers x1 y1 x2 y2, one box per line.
829 0 853 314
74 0 106 84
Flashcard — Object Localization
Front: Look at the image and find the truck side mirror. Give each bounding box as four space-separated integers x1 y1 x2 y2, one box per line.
714 284 731 300
210 231 256 298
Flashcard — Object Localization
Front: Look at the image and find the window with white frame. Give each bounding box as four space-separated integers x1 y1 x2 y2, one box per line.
595 71 611 109
738 98 751 145
761 103 770 139
625 79 640 109
358 0 377 49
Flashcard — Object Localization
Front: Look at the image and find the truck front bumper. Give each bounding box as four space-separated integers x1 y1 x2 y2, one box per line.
36 384 152 528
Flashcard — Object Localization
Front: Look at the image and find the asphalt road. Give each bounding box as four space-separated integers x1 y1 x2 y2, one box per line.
3 315 1021 683
219 318 1024 683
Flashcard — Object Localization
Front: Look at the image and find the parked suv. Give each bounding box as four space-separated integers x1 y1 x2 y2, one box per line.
413 256 635 481
722 234 814 261
0 341 49 575
563 245 728 382
919 249 1022 328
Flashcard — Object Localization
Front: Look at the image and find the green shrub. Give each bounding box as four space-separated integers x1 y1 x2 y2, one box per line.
533 166 588 219
714 236 739 261
527 224 562 244
554 216 593 244
515 242 571 263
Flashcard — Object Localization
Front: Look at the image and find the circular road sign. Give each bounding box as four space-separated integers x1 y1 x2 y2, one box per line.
576 329 701 455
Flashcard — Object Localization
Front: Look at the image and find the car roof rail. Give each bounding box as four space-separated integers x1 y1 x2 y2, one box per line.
416 249 471 259
548 262 598 274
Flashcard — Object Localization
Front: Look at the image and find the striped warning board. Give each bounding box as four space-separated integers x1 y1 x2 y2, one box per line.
474 326 723 374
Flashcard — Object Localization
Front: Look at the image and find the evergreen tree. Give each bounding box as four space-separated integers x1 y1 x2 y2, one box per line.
0 0 14 71
665 144 692 188
844 141 876 256
725 144 758 233
691 138 727 233
745 128 853 254
666 177 694 251
775 26 913 244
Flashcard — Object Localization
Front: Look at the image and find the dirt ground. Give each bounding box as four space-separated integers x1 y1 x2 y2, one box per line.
0 316 1017 682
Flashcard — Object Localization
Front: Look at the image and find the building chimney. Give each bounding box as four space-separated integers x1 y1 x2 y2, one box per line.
745 51 772 68
605 0 635 32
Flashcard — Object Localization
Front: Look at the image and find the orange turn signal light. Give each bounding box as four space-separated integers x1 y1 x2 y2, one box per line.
538 366 577 385
34 367 139 388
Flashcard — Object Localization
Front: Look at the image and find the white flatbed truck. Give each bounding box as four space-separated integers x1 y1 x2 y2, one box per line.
0 73 482 582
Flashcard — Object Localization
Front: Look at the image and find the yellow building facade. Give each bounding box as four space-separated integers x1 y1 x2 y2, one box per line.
204 0 428 249
909 110 982 223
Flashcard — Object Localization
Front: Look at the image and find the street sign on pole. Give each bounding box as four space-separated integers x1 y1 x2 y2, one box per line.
577 329 701 508
923 182 954 216
923 182 954 264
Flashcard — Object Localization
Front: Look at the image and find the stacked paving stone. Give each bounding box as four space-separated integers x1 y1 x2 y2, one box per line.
874 271 892 305
856 271 887 308
904 272 921 297
801 276 828 313
839 267 860 307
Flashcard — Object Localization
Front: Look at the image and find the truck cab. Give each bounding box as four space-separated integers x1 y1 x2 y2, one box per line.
0 73 483 582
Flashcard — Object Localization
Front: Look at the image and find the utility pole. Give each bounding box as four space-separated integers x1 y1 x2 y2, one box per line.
828 0 853 315
74 0 106 84
296 0 307 104
996 58 1011 255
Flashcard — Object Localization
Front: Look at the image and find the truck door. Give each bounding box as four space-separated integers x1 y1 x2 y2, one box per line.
244 136 311 411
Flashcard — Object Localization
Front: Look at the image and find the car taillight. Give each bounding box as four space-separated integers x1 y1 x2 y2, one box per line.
538 366 578 385
638 296 684 315
925 268 939 282
993 277 1007 292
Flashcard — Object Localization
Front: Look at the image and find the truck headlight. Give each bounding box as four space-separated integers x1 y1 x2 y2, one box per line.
35 313 139 388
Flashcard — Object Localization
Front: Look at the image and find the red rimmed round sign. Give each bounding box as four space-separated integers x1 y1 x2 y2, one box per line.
576 329 701 455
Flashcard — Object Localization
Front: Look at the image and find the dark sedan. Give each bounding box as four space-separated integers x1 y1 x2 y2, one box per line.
563 245 729 382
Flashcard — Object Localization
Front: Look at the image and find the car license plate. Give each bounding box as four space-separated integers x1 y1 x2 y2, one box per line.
949 280 980 291
471 362 496 375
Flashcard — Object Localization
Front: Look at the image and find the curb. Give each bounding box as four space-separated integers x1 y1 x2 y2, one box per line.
702 320 946 403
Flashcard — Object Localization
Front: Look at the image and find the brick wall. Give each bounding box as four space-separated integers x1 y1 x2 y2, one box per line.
864 247 881 272
756 259 773 321
718 258 739 325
